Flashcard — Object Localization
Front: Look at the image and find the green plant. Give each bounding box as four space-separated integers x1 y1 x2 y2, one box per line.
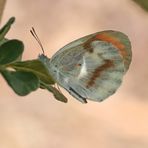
0 17 68 103
133 0 148 12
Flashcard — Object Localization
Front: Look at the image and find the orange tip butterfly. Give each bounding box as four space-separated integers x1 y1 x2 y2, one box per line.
32 29 132 103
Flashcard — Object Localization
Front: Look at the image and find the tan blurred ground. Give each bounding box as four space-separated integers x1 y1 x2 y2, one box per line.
0 0 148 147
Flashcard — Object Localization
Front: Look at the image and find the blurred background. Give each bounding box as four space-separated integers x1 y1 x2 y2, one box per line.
0 0 148 147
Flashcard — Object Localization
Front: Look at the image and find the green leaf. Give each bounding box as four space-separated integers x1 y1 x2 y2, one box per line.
40 81 68 103
133 0 148 11
0 39 24 65
0 17 15 41
0 38 8 46
9 59 55 84
1 70 39 96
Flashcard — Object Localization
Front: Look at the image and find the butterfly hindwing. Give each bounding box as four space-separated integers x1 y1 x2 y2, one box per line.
60 40 124 102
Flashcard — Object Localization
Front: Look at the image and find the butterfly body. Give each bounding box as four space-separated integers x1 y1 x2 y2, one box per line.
39 30 132 103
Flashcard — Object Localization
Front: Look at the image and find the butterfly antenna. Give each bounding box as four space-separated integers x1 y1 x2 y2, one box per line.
30 27 45 54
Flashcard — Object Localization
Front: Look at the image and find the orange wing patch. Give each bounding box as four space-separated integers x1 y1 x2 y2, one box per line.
95 33 127 59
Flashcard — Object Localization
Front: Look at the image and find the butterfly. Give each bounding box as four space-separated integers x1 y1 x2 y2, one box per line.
32 29 132 103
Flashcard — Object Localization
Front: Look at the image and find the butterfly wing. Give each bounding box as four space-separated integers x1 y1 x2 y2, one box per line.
46 30 131 103
95 30 132 72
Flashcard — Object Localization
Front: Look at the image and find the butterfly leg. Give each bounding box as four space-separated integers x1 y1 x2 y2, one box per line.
69 87 87 103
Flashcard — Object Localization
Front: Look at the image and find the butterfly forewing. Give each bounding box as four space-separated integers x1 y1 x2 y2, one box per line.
42 30 131 103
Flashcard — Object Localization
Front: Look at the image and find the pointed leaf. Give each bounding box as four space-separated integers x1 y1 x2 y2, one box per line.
40 81 68 103
133 0 148 11
0 39 24 65
9 59 55 84
0 17 15 41
0 38 8 46
1 70 39 96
